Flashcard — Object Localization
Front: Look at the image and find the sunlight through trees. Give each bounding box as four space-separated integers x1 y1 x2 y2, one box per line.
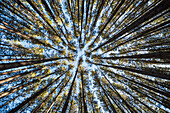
0 0 169 112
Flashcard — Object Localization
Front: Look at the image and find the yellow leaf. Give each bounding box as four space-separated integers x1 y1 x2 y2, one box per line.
61 67 66 71
32 73 36 77
63 60 67 65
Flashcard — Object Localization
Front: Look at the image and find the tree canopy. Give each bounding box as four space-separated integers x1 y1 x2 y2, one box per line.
0 0 170 112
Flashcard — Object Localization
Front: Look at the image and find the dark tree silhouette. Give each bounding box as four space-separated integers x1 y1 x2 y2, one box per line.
0 0 169 112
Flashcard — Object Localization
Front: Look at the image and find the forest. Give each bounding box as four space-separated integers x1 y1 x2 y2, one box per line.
0 0 170 112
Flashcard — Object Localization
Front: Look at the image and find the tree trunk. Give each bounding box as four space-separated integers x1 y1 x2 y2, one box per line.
61 68 78 113
31 77 65 113
8 74 63 113
80 71 88 113
95 77 118 113
0 57 69 71
92 0 170 52
91 62 170 80
44 76 71 113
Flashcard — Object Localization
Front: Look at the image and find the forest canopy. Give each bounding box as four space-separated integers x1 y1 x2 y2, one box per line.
0 0 170 112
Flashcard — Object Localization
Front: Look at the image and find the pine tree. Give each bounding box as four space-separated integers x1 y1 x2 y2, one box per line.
0 0 169 112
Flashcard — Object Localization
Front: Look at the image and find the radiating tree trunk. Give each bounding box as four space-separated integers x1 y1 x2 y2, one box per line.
91 62 170 80
61 68 78 113
100 51 170 60
0 67 41 84
80 71 88 113
100 20 169 55
8 74 63 113
89 0 125 47
95 77 118 113
113 72 170 109
31 77 65 113
44 76 71 113
0 57 69 71
99 70 135 112
0 79 39 99
92 0 170 52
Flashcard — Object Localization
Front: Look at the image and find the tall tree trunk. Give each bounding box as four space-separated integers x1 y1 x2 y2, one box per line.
99 20 169 55
95 77 118 113
31 77 65 113
91 62 170 80
0 79 39 99
0 57 69 71
99 51 170 60
92 0 170 52
89 0 125 48
0 67 41 84
99 70 135 112
80 71 88 113
8 74 63 113
61 68 78 113
44 76 71 113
